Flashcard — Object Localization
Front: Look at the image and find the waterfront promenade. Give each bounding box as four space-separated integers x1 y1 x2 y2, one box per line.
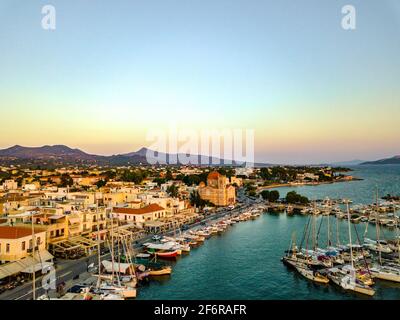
0 197 255 300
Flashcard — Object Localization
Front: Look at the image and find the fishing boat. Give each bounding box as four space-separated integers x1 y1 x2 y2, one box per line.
144 242 181 258
148 265 172 276
153 250 179 258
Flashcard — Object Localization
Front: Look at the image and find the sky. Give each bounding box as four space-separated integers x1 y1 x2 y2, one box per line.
0 0 400 164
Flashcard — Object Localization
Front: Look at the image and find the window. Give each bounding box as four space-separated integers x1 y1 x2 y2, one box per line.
29 239 33 249
6 243 10 253
22 241 26 251
37 237 41 246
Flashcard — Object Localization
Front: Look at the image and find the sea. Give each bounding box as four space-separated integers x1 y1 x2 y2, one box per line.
137 165 400 300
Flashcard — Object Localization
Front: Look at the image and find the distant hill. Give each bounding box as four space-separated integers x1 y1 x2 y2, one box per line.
0 145 258 167
0 145 96 160
361 155 400 165
328 159 365 166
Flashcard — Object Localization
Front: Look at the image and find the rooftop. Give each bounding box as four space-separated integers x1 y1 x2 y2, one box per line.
0 225 45 239
113 203 165 215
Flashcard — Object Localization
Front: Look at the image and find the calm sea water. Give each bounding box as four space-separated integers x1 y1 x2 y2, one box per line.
137 165 400 300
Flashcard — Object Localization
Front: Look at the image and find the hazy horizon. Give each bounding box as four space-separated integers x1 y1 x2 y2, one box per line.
1 1 399 164
0 142 396 165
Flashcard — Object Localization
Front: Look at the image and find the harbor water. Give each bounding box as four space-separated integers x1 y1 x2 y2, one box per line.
137 165 400 300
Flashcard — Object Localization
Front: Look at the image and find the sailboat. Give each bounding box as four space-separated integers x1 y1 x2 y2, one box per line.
94 207 137 299
327 200 375 296
295 264 329 284
369 191 400 282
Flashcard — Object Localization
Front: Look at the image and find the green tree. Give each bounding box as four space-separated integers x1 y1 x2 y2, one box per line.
59 174 73 187
285 191 309 204
166 184 179 198
96 179 107 189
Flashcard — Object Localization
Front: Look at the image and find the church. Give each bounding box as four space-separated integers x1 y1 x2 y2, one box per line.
198 171 236 206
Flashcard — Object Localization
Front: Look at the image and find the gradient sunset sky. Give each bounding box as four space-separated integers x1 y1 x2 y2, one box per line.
1 0 400 164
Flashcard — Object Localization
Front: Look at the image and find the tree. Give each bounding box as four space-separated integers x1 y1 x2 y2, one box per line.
261 190 270 201
153 177 166 186
59 174 73 187
269 190 280 202
261 190 280 202
189 190 212 208
165 170 173 181
96 179 107 189
285 191 309 204
259 167 271 180
166 184 179 198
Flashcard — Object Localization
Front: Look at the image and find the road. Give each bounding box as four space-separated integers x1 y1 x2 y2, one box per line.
0 195 256 300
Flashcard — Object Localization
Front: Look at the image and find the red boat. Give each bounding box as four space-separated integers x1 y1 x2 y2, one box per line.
149 250 179 258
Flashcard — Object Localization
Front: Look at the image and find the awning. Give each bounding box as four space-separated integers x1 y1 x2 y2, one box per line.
68 217 81 224
49 215 65 220
0 250 54 279
21 261 54 274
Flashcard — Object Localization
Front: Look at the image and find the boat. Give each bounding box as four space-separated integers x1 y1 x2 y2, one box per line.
148 266 172 276
153 250 179 258
328 200 375 296
144 242 181 258
363 238 392 253
295 264 329 284
370 264 400 282
328 268 375 296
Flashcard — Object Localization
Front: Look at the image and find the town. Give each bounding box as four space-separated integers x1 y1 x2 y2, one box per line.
0 163 353 299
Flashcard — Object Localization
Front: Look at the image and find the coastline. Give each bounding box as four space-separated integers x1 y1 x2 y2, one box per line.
257 177 363 191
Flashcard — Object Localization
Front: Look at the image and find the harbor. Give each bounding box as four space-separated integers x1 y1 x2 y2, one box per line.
51 199 399 300
1 165 400 300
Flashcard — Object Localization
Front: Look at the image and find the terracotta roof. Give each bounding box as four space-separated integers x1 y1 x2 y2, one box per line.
113 203 165 215
207 171 221 180
0 226 45 239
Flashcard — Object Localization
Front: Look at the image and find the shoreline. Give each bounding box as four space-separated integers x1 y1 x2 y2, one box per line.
258 177 363 191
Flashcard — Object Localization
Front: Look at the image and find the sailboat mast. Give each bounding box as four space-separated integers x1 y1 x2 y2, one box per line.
96 200 101 288
312 202 316 250
375 188 382 264
111 209 115 281
346 200 354 269
327 206 331 247
31 212 36 300
336 213 340 246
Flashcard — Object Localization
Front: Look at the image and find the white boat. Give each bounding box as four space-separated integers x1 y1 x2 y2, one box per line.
370 264 400 283
363 238 392 253
328 269 375 296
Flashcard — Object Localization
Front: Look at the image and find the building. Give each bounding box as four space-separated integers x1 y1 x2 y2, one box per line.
0 225 46 263
113 203 167 228
2 180 18 191
230 176 243 187
198 171 236 206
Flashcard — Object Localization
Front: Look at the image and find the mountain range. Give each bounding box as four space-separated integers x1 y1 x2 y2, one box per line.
0 145 253 167
361 155 400 165
1 144 398 167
